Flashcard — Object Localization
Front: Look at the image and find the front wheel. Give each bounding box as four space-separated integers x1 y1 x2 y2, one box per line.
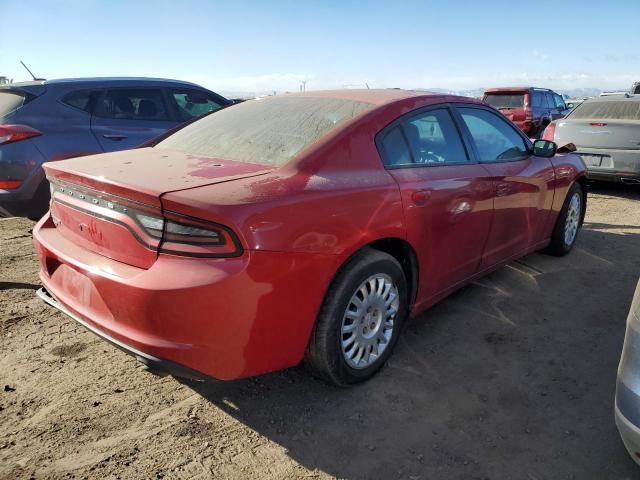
304 248 408 385
545 182 584 256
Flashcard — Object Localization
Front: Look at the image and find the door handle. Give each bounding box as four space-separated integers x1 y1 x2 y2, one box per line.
411 189 432 206
102 134 128 140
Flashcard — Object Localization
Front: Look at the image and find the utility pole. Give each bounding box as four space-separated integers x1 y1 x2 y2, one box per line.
300 80 308 92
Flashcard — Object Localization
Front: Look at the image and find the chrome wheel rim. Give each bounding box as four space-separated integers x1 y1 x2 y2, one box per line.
341 274 399 370
564 192 581 246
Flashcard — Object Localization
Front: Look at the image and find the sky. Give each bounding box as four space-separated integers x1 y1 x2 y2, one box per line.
1 0 638 95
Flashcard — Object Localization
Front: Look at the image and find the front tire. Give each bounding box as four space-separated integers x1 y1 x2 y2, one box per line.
545 182 584 256
304 248 408 385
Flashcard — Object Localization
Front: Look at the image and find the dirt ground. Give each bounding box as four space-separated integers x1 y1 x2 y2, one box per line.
1 183 640 480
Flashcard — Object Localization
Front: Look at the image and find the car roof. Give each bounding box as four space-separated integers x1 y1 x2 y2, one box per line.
292 89 479 106
9 77 204 88
484 87 556 93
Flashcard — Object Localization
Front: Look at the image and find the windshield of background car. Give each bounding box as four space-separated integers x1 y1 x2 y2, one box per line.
0 90 27 118
484 93 525 109
156 96 375 165
568 100 640 120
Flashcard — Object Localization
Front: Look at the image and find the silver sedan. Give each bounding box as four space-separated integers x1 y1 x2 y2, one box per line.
544 94 640 184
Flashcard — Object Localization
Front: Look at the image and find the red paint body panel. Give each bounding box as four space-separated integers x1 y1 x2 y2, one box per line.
32 90 588 380
480 156 556 267
35 214 345 379
387 164 494 302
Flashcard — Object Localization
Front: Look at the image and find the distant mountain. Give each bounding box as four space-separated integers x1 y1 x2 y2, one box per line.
556 88 602 99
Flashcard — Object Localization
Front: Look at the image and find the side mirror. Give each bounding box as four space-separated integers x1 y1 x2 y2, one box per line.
533 139 557 158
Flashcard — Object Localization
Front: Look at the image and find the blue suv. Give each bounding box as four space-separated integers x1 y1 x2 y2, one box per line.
0 77 230 218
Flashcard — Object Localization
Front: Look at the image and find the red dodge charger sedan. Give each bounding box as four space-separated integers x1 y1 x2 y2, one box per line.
33 90 587 385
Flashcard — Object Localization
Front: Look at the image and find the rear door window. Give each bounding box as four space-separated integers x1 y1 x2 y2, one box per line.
458 107 529 162
169 89 224 121
0 91 27 117
95 88 170 121
544 92 556 109
532 91 544 108
552 93 566 110
379 108 468 167
402 109 468 165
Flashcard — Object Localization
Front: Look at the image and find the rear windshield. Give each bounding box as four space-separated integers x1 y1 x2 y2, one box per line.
0 91 27 118
484 93 525 109
156 96 374 165
568 100 640 120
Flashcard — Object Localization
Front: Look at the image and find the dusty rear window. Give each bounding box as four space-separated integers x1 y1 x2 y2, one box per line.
569 100 640 120
156 96 374 165
484 93 525 109
0 91 27 118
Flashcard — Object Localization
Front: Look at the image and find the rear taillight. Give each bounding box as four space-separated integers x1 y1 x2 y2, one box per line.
136 211 241 257
0 124 42 145
0 180 22 189
542 122 556 141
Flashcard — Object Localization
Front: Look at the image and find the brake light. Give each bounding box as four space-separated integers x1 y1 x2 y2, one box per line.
0 180 22 189
589 122 607 127
542 122 556 141
136 211 241 257
0 124 42 145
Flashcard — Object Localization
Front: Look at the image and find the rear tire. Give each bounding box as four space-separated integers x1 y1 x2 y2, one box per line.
545 183 584 256
304 248 408 386
27 179 50 221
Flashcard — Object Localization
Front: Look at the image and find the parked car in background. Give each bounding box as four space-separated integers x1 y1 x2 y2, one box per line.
34 89 587 386
565 98 587 110
631 82 640 95
483 87 570 137
543 94 640 184
616 277 640 465
0 77 230 219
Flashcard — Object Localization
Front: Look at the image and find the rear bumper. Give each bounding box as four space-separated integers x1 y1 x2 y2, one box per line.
37 286 210 381
33 213 343 380
587 171 640 184
513 120 536 136
578 148 640 183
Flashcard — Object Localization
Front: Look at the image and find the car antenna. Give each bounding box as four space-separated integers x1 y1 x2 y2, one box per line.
20 60 45 81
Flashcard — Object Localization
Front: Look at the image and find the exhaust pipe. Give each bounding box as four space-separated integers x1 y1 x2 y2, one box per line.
621 178 640 185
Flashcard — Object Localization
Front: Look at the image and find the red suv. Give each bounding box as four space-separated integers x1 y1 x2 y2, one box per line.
483 87 568 137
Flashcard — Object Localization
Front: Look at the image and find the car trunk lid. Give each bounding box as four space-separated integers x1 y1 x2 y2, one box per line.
555 119 640 150
44 148 274 269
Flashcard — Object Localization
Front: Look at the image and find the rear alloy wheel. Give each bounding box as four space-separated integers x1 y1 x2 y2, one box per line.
341 274 399 369
304 248 408 385
545 182 584 256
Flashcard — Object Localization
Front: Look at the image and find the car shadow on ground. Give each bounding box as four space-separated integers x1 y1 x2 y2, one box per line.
588 182 640 201
187 225 640 480
0 281 40 291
